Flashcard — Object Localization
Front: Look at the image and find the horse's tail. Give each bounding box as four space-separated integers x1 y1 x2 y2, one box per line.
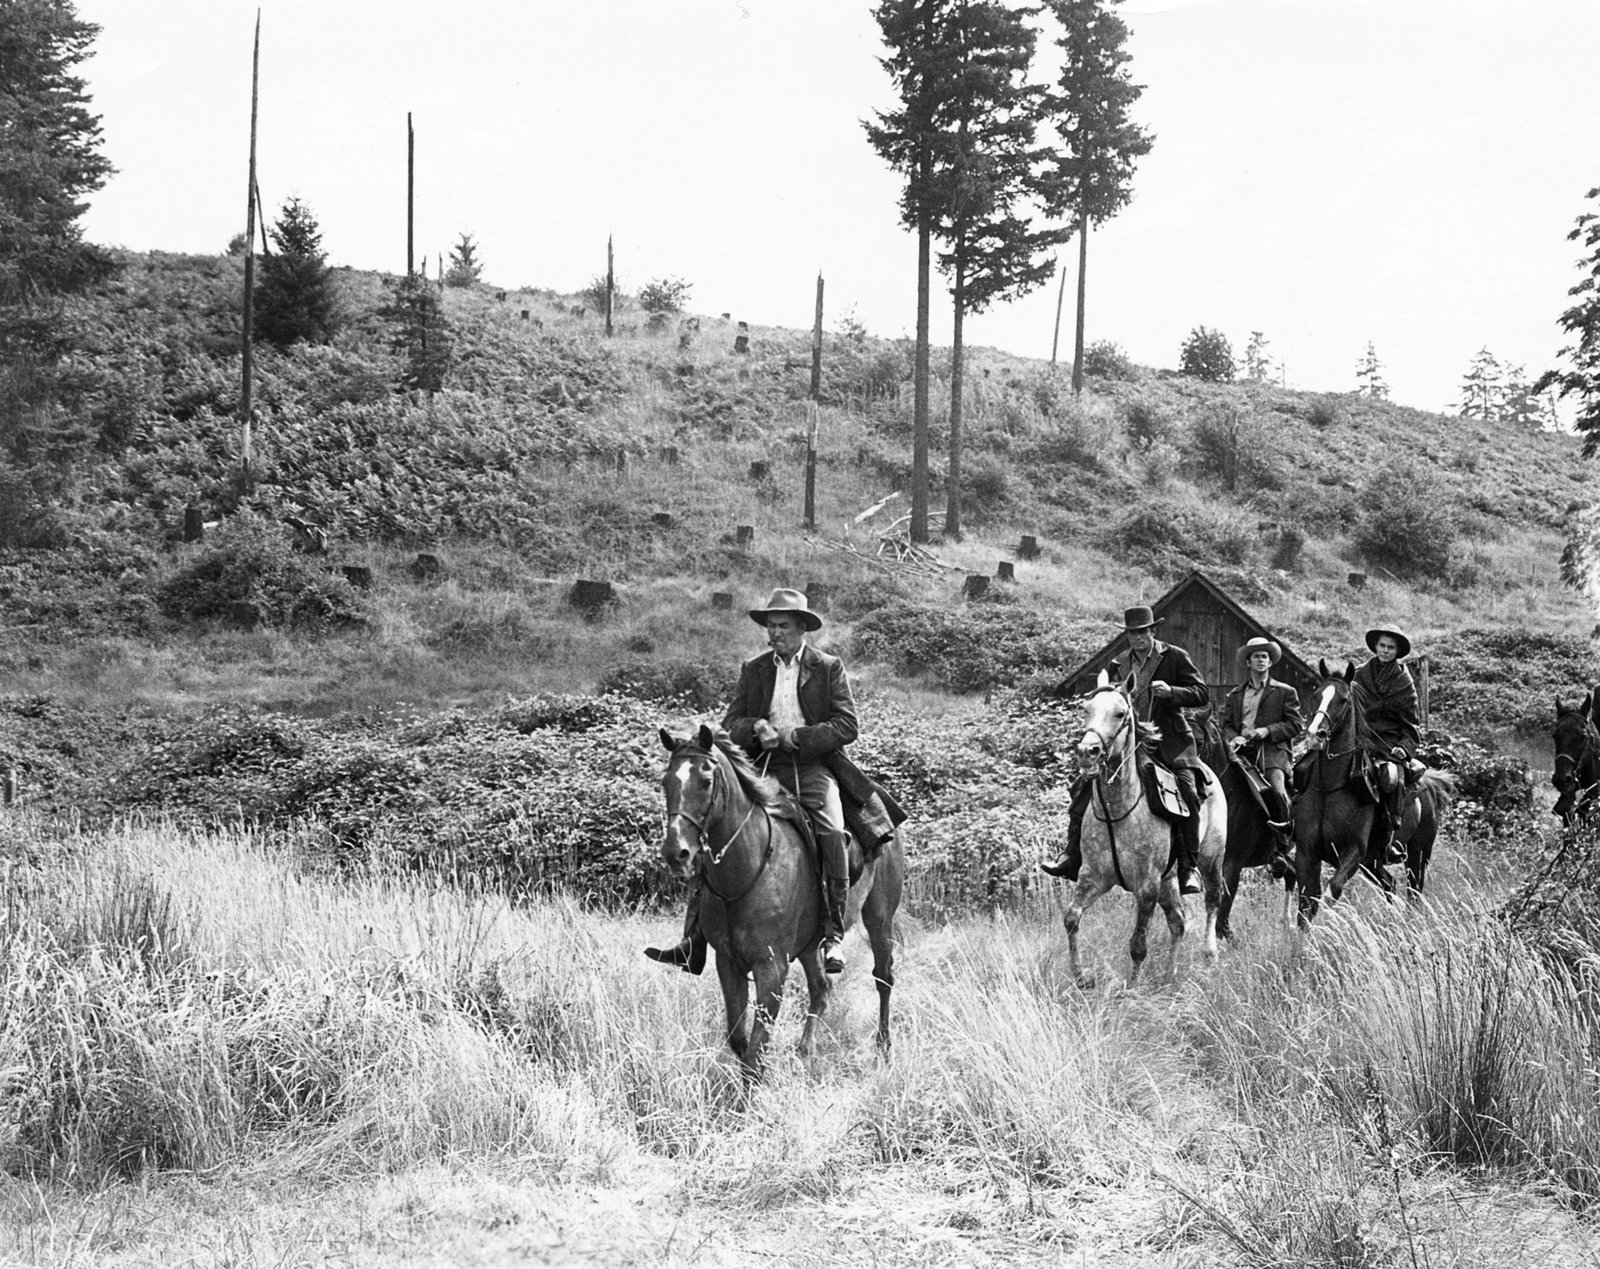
1419 768 1456 807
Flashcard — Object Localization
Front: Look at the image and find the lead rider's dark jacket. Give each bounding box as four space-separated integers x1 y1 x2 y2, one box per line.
1106 640 1210 771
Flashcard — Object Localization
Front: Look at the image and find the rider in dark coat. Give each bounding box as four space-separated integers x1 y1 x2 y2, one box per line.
646 587 884 977
1353 624 1422 862
1041 605 1211 894
1221 636 1302 877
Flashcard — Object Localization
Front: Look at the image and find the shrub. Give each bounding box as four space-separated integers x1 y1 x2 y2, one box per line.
578 274 618 313
595 658 734 710
637 277 692 314
1104 499 1255 572
1270 524 1306 572
1306 395 1347 429
1123 397 1171 451
1351 459 1456 579
1080 340 1136 381
961 456 1012 526
850 604 1094 693
158 510 364 630
1191 405 1282 493
1018 396 1115 468
1179 326 1235 381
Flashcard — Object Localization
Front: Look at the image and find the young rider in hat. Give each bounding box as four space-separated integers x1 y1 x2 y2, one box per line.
1221 635 1303 878
1041 605 1211 895
1354 625 1422 864
646 587 861 975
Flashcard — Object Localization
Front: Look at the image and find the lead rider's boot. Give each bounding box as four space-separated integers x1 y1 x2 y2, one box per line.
818 828 850 974
1040 776 1093 879
644 878 708 974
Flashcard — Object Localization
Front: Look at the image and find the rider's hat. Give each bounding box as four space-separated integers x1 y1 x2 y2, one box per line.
1364 626 1412 659
749 587 823 632
1238 635 1282 665
1122 604 1164 631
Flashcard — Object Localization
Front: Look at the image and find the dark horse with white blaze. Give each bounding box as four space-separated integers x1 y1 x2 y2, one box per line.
1295 660 1452 925
658 725 905 1080
1553 688 1600 826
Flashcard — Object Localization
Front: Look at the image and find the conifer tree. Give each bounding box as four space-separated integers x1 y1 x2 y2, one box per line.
445 232 483 288
254 197 339 348
1536 186 1600 454
1354 341 1388 399
378 273 453 394
1244 331 1273 382
0 0 116 473
1036 0 1154 396
1456 346 1503 419
868 0 1057 539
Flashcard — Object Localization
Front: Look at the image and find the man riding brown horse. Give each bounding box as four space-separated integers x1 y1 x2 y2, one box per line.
646 587 898 976
1042 605 1211 895
1221 635 1302 879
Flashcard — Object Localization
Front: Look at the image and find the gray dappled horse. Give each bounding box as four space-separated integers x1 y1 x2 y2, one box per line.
658 725 904 1081
1059 674 1224 986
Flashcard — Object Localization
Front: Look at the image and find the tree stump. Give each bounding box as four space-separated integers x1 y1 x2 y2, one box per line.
570 579 615 615
659 445 680 466
341 565 374 591
805 582 832 613
711 592 733 610
735 525 754 548
963 574 990 601
182 505 204 543
1347 572 1367 589
652 512 675 530
749 460 771 481
2 766 17 807
1018 534 1041 560
733 321 750 354
996 561 1015 582
409 553 443 582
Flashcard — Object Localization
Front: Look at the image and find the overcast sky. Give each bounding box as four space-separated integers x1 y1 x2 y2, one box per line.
73 0 1600 416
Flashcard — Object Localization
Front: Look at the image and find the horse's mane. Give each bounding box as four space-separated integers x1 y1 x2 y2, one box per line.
702 728 788 808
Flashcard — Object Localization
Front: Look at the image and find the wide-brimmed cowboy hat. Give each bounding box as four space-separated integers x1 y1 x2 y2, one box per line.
749 587 823 632
1365 626 1412 659
1122 605 1164 631
1238 635 1282 665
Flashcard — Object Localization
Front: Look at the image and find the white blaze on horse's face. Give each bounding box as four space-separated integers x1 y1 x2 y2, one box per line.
1306 681 1339 749
661 752 716 875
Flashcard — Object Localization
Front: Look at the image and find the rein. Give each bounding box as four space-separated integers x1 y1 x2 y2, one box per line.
1554 716 1600 820
1081 686 1149 891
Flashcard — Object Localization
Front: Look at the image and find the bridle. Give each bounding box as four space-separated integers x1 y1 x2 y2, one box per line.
663 742 774 903
1305 680 1360 760
1079 685 1137 788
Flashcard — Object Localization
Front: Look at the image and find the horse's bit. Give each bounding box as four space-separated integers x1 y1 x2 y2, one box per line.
666 746 773 903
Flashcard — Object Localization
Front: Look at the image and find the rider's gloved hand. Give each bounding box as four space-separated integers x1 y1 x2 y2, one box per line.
754 720 780 751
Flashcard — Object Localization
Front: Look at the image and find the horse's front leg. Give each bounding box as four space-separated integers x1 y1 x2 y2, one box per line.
1295 848 1323 928
1064 873 1115 988
716 952 751 1060
795 947 830 1064
1128 882 1164 987
740 956 790 1083
1326 840 1367 905
1155 874 1189 982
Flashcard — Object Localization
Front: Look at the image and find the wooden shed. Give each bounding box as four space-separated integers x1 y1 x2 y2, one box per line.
1057 570 1322 709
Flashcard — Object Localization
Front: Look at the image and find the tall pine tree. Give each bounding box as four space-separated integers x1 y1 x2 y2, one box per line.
927 1 1059 538
866 0 948 544
868 0 1056 539
0 0 115 475
1036 0 1153 396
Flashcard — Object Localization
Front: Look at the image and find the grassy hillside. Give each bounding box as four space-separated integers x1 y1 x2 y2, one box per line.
0 250 1591 728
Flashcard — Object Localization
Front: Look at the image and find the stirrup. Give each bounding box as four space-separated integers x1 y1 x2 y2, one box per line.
822 938 845 975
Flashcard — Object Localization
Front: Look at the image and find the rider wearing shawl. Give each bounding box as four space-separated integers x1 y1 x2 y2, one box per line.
1353 625 1422 863
1041 605 1211 895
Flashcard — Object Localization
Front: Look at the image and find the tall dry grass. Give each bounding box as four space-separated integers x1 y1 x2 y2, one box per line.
2 819 1600 1264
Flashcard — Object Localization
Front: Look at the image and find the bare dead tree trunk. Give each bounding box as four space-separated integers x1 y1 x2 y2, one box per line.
605 235 615 337
805 271 823 530
1050 255 1066 368
945 255 966 540
406 113 414 275
1071 208 1089 396
239 10 261 495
